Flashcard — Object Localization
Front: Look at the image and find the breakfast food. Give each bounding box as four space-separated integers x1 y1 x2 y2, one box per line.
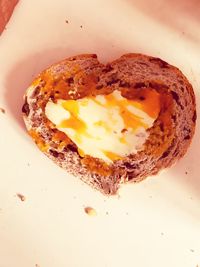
22 53 196 195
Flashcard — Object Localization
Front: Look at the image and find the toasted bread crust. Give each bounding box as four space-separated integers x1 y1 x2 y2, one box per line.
22 53 196 195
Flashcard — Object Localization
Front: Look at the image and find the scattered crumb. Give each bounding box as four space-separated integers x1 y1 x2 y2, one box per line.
35 264 40 267
149 195 152 198
105 211 109 215
0 107 5 114
16 193 26 202
80 25 83 28
121 128 127 133
190 197 193 200
73 196 77 199
185 171 188 175
190 249 194 253
65 20 69 24
27 162 30 167
84 207 97 216
126 212 129 215
161 232 164 236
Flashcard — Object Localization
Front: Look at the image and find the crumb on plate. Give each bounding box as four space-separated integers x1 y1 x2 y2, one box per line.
17 193 26 202
84 207 97 216
0 107 5 114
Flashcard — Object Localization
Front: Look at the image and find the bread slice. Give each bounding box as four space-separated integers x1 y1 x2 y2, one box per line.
22 53 196 195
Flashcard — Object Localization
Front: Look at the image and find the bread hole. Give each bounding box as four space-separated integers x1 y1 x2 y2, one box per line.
107 78 120 86
69 57 76 61
160 150 170 159
192 111 197 123
127 172 137 180
32 86 41 97
139 96 145 101
173 149 179 157
171 91 179 102
149 82 169 90
49 95 55 101
171 91 184 109
134 82 146 89
66 144 78 153
171 115 176 122
49 149 65 159
119 81 130 88
178 79 184 85
160 122 164 131
149 58 169 68
124 162 137 170
172 83 178 89
22 99 30 116
184 135 190 140
96 84 103 90
66 77 74 85
183 126 191 133
180 86 184 92
49 149 59 158
102 64 114 73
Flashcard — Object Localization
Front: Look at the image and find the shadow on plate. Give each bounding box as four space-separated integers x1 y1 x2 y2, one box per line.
4 47 79 131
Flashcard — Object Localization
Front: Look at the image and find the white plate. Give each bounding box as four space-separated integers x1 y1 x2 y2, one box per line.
0 1 200 267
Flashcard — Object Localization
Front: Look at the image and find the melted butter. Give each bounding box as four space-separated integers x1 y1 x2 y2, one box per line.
59 100 86 144
45 89 160 163
138 90 160 118
103 151 123 161
119 136 127 144
78 148 85 157
59 117 85 132
93 90 158 130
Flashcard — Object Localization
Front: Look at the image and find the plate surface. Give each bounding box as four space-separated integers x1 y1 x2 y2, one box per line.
0 1 200 267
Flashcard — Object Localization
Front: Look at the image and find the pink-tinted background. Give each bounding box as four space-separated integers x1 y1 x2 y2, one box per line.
0 0 19 33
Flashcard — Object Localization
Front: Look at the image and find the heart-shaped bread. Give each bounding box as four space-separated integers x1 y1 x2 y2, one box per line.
22 53 196 195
